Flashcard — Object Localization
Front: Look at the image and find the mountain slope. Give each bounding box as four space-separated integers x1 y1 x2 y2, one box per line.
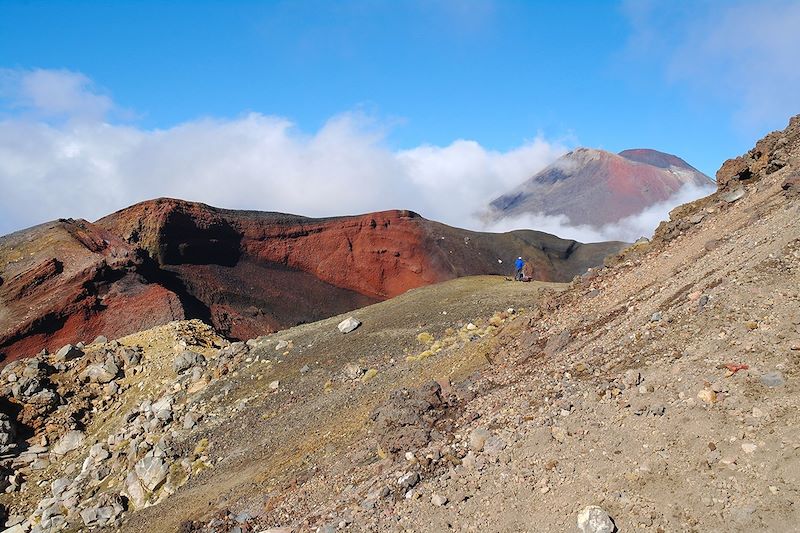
489 147 714 226
0 115 798 532
0 201 625 362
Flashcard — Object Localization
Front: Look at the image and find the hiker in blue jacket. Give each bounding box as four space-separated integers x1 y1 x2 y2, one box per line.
514 256 525 281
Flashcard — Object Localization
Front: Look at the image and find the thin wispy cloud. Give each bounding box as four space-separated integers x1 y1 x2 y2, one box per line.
623 0 800 131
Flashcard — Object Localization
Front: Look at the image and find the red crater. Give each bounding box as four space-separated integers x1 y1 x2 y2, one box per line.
1 198 625 362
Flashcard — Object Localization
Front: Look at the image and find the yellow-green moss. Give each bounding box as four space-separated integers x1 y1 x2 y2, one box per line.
416 332 434 344
361 368 378 382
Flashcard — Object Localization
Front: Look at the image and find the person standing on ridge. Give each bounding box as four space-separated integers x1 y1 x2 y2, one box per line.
514 256 525 281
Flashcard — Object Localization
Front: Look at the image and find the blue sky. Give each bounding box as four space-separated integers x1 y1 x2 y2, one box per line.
0 0 798 239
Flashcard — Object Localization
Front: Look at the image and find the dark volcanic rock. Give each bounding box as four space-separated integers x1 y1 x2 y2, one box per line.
370 381 449 454
716 115 800 191
783 174 800 198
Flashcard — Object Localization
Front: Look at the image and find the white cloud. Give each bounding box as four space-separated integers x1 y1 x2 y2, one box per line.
623 0 800 130
0 67 710 244
0 68 113 120
483 182 715 243
0 68 569 237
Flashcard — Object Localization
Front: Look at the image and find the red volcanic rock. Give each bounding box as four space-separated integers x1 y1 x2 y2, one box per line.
3 257 63 300
0 219 184 363
489 148 714 226
1 200 625 362
96 199 624 340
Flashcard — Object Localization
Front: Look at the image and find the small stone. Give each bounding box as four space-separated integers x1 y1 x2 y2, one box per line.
51 430 85 456
342 363 364 380
722 188 745 203
104 381 119 396
79 362 119 383
397 471 419 490
123 471 147 509
337 317 361 334
462 451 477 469
760 371 785 387
706 449 721 465
431 494 448 507
299 364 311 374
269 380 280 390
469 427 491 451
622 369 643 387
466 323 477 331
31 458 50 469
183 413 200 430
697 389 717 404
187 378 209 394
366 485 389 501
577 505 615 533
650 312 662 322
51 478 71 498
134 455 168 491
89 442 110 462
275 340 289 351
551 426 567 443
483 436 506 456
173 351 205 374
92 335 108 345
55 344 83 362
741 443 757 454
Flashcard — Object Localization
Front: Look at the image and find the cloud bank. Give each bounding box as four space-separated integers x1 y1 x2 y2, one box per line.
483 182 714 243
0 68 712 243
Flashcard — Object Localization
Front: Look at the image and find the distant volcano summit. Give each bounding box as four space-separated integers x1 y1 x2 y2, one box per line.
488 148 714 226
